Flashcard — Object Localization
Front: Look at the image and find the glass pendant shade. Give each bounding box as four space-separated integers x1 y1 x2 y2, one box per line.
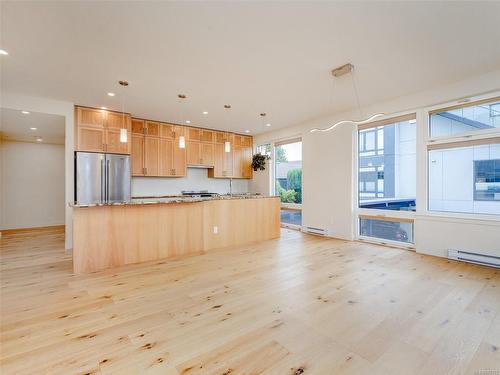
224 141 231 153
179 135 186 149
120 128 128 143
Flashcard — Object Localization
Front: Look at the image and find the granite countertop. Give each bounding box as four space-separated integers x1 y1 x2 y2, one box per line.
69 194 278 208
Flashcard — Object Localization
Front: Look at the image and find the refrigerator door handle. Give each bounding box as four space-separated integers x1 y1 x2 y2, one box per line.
101 158 105 203
106 159 110 203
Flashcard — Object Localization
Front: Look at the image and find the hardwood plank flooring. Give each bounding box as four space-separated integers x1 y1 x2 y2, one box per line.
1 227 499 374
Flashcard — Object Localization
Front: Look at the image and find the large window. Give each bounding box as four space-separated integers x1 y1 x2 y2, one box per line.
274 139 302 226
358 114 417 211
428 140 500 215
428 97 500 216
430 98 500 138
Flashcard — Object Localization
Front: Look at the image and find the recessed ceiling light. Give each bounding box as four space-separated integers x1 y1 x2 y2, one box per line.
185 120 191 124
245 130 250 133
36 137 43 142
21 110 30 114
203 111 208 115
100 106 107 110
30 127 37 130
0 49 8 56
107 92 115 97
266 123 271 127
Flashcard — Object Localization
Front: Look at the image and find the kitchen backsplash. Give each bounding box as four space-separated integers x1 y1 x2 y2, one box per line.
132 167 249 197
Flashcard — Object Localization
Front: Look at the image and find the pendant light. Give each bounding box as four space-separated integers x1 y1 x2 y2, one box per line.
119 80 129 143
310 64 384 133
177 94 186 149
223 104 231 153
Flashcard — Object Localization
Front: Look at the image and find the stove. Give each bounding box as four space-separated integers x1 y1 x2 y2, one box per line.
181 190 219 198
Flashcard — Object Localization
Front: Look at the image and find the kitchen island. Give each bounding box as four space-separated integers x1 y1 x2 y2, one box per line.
71 195 280 273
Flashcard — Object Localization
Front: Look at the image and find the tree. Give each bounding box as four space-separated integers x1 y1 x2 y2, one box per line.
276 147 287 163
287 168 302 203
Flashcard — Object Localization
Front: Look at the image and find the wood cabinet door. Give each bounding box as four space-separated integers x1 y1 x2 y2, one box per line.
173 125 185 139
145 121 160 137
159 138 174 176
131 134 145 176
187 141 201 165
106 129 130 154
76 107 105 128
144 137 159 176
242 147 253 178
77 126 106 152
232 146 243 178
131 119 145 135
172 141 187 176
200 142 214 166
106 112 130 130
160 123 174 139
212 143 225 177
200 129 214 143
187 127 200 141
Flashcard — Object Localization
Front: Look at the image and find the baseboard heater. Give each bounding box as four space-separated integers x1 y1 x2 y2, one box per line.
448 249 500 269
302 226 327 236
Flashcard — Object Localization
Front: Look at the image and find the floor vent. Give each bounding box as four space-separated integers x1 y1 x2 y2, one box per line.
448 249 500 269
302 226 327 236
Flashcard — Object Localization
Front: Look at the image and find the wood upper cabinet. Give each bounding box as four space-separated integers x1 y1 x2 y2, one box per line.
187 141 201 166
75 106 131 154
200 129 214 143
232 134 253 179
201 142 214 166
131 119 145 135
145 121 159 137
187 141 214 167
144 137 159 176
131 134 145 176
160 123 175 139
209 143 233 178
159 138 174 176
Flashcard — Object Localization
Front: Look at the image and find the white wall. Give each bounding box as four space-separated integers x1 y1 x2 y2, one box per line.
132 168 249 196
1 141 65 230
254 68 500 255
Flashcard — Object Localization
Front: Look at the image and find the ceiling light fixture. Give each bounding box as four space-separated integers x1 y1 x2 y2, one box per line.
178 94 188 149
203 111 208 115
21 110 30 114
185 120 191 124
245 130 250 133
223 105 232 153
266 123 271 127
118 80 129 143
107 92 115 97
30 127 37 130
36 137 43 142
100 106 107 110
310 63 384 133
0 49 8 55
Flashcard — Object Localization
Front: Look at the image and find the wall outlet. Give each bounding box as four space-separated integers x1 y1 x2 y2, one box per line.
213 226 218 234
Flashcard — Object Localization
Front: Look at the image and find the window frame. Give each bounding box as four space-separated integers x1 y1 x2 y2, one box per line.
424 94 500 220
354 111 418 248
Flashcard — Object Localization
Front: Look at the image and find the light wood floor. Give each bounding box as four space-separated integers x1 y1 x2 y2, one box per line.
1 227 499 375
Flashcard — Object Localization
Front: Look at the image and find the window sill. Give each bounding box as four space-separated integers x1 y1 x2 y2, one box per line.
415 211 500 225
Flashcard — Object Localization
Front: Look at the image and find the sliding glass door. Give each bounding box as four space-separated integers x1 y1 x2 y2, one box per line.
274 138 302 227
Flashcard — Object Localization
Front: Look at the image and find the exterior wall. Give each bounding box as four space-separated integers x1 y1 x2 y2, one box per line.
1 141 65 230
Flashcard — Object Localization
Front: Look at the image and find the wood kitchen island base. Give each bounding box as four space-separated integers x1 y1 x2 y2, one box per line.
72 197 280 273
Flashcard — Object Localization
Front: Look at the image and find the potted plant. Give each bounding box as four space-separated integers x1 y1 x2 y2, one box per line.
252 153 270 171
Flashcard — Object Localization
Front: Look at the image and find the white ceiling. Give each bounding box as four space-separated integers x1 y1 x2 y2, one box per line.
0 108 65 144
1 1 500 134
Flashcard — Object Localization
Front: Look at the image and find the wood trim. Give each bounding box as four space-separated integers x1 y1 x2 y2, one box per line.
429 96 500 115
0 225 65 235
358 215 414 223
427 136 500 150
358 113 416 131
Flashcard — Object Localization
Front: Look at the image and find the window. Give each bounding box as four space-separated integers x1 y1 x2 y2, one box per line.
359 216 414 244
256 143 271 157
428 139 500 215
274 139 302 226
429 97 500 138
358 114 417 211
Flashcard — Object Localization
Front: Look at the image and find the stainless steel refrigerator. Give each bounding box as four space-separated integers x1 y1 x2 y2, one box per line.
75 152 131 204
